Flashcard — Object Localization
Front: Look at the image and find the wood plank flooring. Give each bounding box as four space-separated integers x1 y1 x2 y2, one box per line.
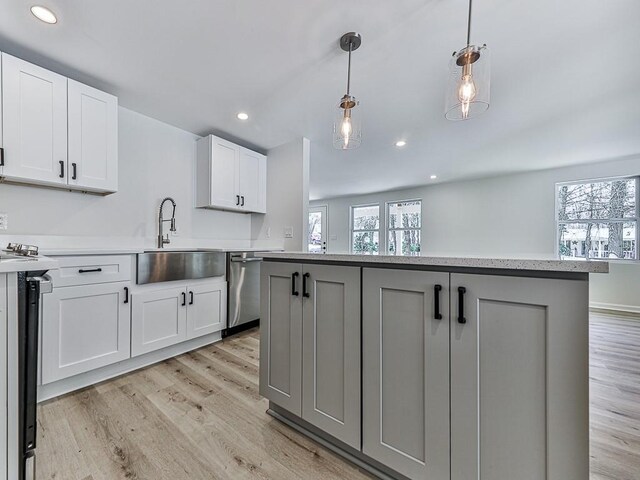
37 315 640 479
589 314 640 480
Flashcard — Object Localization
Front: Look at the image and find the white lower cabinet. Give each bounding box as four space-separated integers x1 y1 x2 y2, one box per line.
131 280 226 357
41 282 131 384
362 268 450 480
131 286 187 357
186 281 227 338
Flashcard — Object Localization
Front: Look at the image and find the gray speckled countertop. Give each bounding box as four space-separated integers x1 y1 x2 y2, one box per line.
262 252 609 274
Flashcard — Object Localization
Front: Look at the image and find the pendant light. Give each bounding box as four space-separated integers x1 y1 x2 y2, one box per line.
445 0 490 121
334 32 362 150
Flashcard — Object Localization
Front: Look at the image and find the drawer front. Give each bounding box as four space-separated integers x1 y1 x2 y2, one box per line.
49 255 132 287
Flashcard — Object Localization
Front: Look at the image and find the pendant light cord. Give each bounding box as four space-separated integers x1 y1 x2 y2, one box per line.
346 41 352 95
466 0 473 47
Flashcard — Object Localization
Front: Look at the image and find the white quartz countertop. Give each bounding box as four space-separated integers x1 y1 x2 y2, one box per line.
0 255 59 273
0 236 283 256
262 252 609 274
40 246 283 255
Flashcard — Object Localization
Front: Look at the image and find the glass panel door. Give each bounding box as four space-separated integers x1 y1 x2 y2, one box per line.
308 206 328 253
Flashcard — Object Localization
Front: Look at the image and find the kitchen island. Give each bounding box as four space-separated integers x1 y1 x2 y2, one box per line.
259 252 607 480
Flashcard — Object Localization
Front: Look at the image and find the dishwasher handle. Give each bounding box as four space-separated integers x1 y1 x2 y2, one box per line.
230 256 263 263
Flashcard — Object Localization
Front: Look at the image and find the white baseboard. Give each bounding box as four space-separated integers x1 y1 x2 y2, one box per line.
590 302 640 316
38 332 222 402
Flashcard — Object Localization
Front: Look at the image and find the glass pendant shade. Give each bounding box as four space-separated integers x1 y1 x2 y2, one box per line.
445 44 490 121
333 94 362 150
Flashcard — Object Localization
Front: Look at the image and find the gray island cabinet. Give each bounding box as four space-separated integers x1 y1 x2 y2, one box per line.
259 253 608 480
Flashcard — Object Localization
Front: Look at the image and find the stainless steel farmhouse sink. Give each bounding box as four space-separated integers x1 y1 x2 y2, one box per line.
137 251 226 284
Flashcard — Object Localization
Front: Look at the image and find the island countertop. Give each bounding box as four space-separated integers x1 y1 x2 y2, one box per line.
261 252 609 274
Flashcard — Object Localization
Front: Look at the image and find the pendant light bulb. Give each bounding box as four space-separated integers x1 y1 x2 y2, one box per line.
334 33 362 150
444 0 490 121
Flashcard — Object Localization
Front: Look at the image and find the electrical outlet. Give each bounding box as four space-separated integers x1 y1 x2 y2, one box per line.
0 213 8 231
284 227 294 239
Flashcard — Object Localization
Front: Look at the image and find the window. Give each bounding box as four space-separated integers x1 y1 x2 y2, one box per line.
387 200 422 256
351 204 380 255
556 177 639 260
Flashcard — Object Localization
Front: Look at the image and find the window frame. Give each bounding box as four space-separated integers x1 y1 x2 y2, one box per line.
555 175 640 261
385 198 423 256
350 203 381 255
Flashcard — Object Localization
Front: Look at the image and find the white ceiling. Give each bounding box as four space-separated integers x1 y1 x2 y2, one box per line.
1 0 639 200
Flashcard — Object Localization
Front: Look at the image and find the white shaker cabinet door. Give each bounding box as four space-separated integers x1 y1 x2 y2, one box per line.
301 264 361 449
450 273 589 480
68 79 118 192
1 53 68 185
210 137 240 210
238 148 266 213
131 287 187 357
41 282 131 384
186 281 227 339
362 268 450 480
259 262 303 416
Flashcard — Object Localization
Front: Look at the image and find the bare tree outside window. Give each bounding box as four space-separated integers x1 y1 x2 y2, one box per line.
387 200 421 256
556 178 638 260
351 205 380 255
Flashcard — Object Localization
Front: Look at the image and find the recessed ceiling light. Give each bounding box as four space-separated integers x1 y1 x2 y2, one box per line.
395 140 407 147
430 175 438 180
30 5 58 24
236 112 249 121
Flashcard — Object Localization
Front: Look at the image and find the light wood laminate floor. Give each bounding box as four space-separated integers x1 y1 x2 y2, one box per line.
37 315 640 479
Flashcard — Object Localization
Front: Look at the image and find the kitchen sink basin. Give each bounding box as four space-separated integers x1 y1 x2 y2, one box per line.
137 251 225 284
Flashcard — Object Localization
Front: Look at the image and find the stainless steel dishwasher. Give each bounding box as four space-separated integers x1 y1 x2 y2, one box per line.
224 251 263 337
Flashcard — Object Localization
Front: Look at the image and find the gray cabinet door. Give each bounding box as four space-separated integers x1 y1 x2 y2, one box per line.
301 264 361 449
450 273 589 480
259 262 303 416
363 268 450 480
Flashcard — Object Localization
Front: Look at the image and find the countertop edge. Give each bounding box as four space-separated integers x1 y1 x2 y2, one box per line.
261 253 609 274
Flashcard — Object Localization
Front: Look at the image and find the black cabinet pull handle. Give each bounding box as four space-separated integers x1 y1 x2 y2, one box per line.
78 268 102 274
181 291 186 306
302 272 310 298
241 195 245 206
59 160 65 178
291 272 299 296
236 195 240 206
189 291 194 305
458 287 467 324
72 162 77 180
0 147 4 166
434 284 443 320
124 287 129 304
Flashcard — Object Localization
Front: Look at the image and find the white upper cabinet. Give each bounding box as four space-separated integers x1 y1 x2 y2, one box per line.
239 147 267 213
196 134 267 214
0 52 118 194
1 53 68 185
68 79 118 192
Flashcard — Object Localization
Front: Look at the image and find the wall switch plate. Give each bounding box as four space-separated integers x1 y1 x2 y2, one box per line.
284 227 294 238
0 213 7 231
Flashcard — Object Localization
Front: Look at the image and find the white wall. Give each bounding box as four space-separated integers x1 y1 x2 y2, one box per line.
252 138 310 251
311 155 640 312
0 107 252 243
